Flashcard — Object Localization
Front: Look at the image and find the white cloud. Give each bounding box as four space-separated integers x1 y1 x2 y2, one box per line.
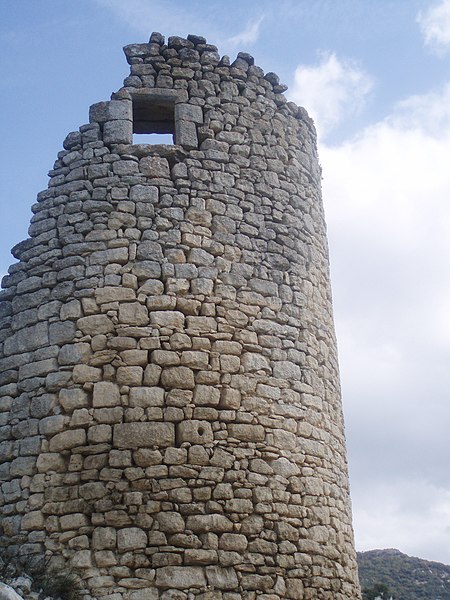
226 15 264 48
417 0 450 54
354 480 450 563
320 81 450 562
290 52 373 138
96 0 203 37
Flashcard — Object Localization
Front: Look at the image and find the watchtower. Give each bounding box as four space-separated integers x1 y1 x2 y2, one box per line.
0 33 361 600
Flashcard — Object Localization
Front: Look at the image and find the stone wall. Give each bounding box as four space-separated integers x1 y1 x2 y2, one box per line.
0 33 361 600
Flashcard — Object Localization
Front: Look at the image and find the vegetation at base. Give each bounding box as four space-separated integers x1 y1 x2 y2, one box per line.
357 549 450 600
0 552 82 600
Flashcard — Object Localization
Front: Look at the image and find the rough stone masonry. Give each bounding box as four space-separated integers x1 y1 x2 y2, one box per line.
0 33 362 600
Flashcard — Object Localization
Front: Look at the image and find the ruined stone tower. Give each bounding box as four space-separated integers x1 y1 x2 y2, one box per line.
0 33 361 600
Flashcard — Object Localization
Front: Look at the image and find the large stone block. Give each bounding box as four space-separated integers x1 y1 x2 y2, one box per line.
77 315 115 335
3 322 48 356
150 311 185 329
118 302 149 325
227 424 265 442
156 566 207 589
161 366 195 390
117 527 147 551
129 386 164 407
186 514 233 534
113 422 175 448
49 429 86 452
205 566 238 590
89 100 132 123
93 381 121 407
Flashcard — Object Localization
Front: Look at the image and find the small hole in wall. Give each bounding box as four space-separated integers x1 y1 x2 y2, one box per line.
198 426 205 436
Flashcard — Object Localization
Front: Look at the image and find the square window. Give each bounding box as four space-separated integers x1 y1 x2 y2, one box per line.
132 94 175 144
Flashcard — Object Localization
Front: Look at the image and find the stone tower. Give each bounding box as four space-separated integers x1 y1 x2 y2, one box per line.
0 33 361 600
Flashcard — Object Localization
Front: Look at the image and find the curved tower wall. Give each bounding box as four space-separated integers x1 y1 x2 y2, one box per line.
0 33 361 600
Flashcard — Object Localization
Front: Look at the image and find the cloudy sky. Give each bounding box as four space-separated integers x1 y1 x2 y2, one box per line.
1 0 450 565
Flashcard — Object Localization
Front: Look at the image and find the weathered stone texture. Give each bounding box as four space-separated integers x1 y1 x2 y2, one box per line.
0 32 361 600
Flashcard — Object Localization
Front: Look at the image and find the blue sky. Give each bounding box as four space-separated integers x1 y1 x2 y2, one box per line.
2 0 450 565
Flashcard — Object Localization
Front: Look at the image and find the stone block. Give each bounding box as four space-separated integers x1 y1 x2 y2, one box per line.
275 522 299 542
130 185 159 203
58 342 91 365
70 550 93 569
285 579 304 599
117 527 147 552
186 316 217 333
219 389 241 410
116 366 143 386
150 311 185 329
176 103 203 123
103 119 132 144
49 321 76 345
156 566 206 589
205 566 238 590
270 457 300 478
219 533 248 552
59 388 89 412
186 514 233 534
161 366 195 390
10 456 35 476
139 156 170 178
87 424 112 443
113 422 175 448
39 415 65 435
77 315 115 336
95 286 136 304
18 358 58 380
175 120 198 150
91 247 129 265
93 381 121 407
181 351 209 370
156 512 185 534
241 352 271 373
193 385 220 406
225 499 253 514
227 424 265 442
21 510 45 530
94 550 117 568
72 364 102 383
241 575 274 591
143 364 162 386
177 420 213 444
129 387 164 407
184 549 218 565
79 481 107 500
272 360 302 380
219 355 240 374
118 302 149 326
128 590 158 600
152 350 180 366
89 100 132 122
49 429 86 452
133 448 162 467
60 513 89 530
3 322 48 356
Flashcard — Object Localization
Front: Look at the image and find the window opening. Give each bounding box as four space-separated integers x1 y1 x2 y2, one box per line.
133 133 174 144
132 95 175 145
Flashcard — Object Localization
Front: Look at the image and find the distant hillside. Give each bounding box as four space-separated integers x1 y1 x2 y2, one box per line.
357 549 450 600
